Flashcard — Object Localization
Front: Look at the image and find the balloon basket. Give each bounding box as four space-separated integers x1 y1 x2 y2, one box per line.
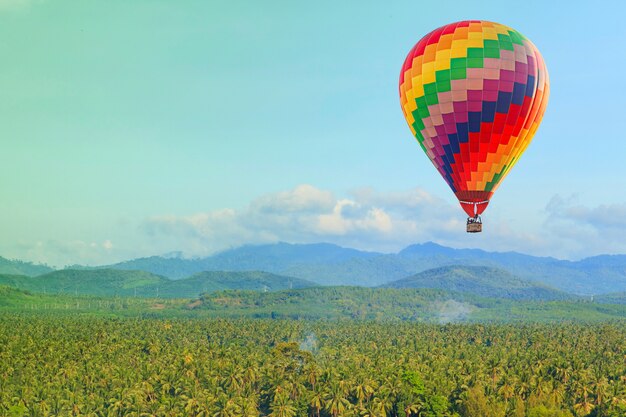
466 216 482 233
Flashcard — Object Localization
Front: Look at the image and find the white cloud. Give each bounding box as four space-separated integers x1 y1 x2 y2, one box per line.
142 184 462 256
317 199 392 235
8 187 626 266
541 195 626 257
546 195 626 230
12 239 123 268
251 184 335 214
142 187 626 260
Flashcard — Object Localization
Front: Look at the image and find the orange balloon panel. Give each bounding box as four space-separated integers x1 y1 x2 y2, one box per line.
399 21 549 217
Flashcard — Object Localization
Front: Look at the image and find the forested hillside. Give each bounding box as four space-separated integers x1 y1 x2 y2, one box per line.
191 287 626 322
0 256 53 276
0 269 315 298
382 265 572 301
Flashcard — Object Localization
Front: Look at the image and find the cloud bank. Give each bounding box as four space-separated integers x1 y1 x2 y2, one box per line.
142 184 463 256
142 186 626 261
543 195 626 257
10 239 117 268
7 185 626 266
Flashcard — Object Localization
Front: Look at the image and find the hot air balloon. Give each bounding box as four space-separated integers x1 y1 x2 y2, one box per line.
399 20 549 232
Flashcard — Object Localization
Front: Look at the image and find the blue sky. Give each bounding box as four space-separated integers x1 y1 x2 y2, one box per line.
1 0 625 266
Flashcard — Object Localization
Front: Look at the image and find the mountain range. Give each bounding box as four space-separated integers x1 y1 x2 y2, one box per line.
2 241 626 295
84 242 626 294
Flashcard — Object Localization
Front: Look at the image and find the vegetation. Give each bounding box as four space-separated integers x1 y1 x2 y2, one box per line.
192 287 626 322
170 271 315 295
0 286 198 320
0 256 53 276
0 314 624 416
595 292 626 305
1 283 625 416
381 266 572 301
61 242 626 293
95 243 382 281
6 242 626 294
0 270 168 297
1 285 626 323
0 269 315 298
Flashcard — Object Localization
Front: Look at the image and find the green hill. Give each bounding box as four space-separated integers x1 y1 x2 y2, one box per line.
0 274 30 289
86 256 200 280
0 269 317 299
0 269 169 297
0 256 53 276
162 270 317 298
382 265 572 301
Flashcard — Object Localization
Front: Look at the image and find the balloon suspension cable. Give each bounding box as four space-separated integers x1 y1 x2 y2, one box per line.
459 200 488 216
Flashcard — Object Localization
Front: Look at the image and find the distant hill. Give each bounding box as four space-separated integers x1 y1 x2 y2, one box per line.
201 242 381 271
0 269 317 298
0 269 169 297
92 256 203 280
101 242 381 280
159 271 317 298
0 256 53 276
396 243 626 295
594 292 626 304
382 265 572 301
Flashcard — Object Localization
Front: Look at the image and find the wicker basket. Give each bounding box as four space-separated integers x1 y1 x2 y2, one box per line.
466 222 482 233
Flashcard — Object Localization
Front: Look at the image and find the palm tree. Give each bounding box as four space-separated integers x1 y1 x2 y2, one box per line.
269 391 297 417
308 388 324 417
324 381 351 417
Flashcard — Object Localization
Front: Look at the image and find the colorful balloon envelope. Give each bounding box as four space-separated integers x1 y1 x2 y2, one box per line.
399 20 549 230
